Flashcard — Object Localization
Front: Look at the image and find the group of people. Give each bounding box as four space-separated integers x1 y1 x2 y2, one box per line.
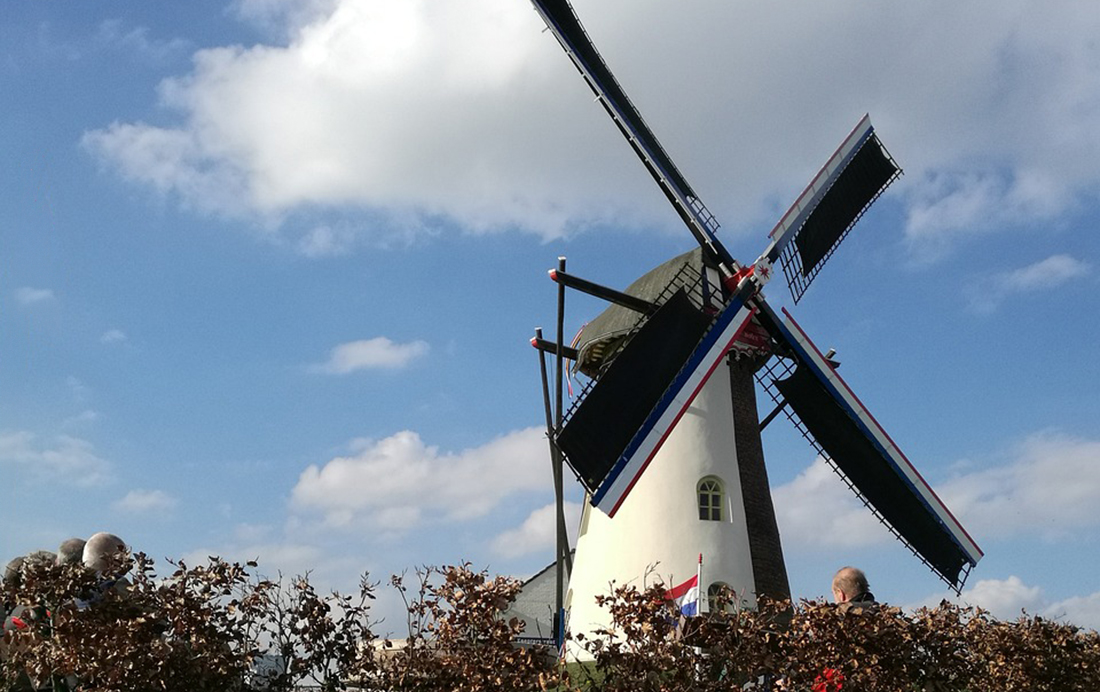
2 532 128 636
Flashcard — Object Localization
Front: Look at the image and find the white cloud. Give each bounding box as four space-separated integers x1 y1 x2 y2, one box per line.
296 225 354 257
938 431 1100 540
82 0 1100 254
491 501 581 559
100 329 128 344
967 254 1090 312
0 431 111 486
998 254 1090 291
772 457 894 549
773 432 1100 550
1047 592 1100 633
231 0 338 38
16 287 55 305
291 427 547 531
112 489 179 514
903 171 1071 261
83 0 586 238
913 576 1100 632
963 576 1045 618
83 123 252 218
311 337 429 373
181 542 322 578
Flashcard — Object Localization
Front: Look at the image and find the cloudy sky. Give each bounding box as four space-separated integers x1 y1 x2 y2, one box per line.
4 0 1099 632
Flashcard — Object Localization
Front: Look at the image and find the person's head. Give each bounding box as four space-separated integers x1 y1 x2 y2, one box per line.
3 556 25 589
57 538 87 566
24 551 56 568
4 552 56 592
83 532 127 573
831 566 869 604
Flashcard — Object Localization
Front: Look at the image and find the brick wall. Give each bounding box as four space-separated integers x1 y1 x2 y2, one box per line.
728 355 791 601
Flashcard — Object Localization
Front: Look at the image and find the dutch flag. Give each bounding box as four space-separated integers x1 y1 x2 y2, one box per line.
665 573 700 617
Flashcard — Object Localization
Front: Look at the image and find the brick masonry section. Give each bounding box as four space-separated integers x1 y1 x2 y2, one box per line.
728 354 792 601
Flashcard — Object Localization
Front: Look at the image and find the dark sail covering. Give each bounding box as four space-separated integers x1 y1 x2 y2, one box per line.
793 136 899 276
556 290 710 491
775 364 971 586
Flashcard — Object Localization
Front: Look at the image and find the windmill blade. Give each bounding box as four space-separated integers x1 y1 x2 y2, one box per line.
758 115 901 303
529 0 738 274
556 284 757 517
756 305 982 589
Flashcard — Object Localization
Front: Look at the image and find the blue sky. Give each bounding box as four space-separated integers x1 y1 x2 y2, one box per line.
4 0 1100 633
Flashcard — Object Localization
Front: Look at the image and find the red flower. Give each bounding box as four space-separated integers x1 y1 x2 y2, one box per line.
813 668 845 692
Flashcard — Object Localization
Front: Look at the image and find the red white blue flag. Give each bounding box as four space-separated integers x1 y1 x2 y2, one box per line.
665 574 700 617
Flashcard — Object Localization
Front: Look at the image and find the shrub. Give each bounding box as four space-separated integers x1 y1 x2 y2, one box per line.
573 583 1100 691
4 556 1098 691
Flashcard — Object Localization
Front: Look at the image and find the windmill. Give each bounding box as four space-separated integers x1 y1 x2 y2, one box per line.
525 0 983 645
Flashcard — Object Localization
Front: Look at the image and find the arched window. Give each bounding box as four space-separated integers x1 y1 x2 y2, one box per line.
708 582 732 613
697 476 724 521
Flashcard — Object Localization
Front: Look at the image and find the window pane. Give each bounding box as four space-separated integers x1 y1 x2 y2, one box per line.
698 477 724 522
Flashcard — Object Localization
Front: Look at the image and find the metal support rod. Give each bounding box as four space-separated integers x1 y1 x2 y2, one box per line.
553 277 573 572
760 347 839 431
759 398 788 431
534 325 573 577
553 256 569 644
530 337 579 361
549 268 657 314
534 326 565 645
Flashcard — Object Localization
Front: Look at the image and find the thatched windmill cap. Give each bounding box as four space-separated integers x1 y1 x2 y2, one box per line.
574 248 712 377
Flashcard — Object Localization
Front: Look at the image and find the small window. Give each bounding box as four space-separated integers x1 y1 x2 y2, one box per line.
708 582 732 613
697 477 723 521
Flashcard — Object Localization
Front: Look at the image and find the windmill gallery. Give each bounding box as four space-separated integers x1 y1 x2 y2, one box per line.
522 0 983 649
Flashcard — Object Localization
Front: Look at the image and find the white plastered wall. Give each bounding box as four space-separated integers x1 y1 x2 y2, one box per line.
565 367 757 657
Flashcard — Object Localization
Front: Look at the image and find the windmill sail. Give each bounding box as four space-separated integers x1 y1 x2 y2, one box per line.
760 115 902 303
530 0 981 589
529 0 737 272
556 289 713 492
557 283 757 517
760 308 983 588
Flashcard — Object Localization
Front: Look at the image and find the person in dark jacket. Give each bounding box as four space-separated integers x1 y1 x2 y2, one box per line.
831 566 877 614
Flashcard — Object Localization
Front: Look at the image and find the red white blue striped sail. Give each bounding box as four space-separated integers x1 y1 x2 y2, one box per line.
591 297 757 516
770 308 983 582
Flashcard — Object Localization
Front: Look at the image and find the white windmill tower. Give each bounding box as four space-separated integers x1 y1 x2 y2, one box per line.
559 249 789 642
525 0 984 651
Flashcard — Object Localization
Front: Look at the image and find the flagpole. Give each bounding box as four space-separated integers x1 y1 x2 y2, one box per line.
697 553 703 613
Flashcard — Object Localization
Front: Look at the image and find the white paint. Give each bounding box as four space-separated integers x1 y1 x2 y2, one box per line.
566 367 756 657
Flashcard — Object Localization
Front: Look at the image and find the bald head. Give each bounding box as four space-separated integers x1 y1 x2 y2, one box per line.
57 538 87 566
83 533 127 572
831 566 869 603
